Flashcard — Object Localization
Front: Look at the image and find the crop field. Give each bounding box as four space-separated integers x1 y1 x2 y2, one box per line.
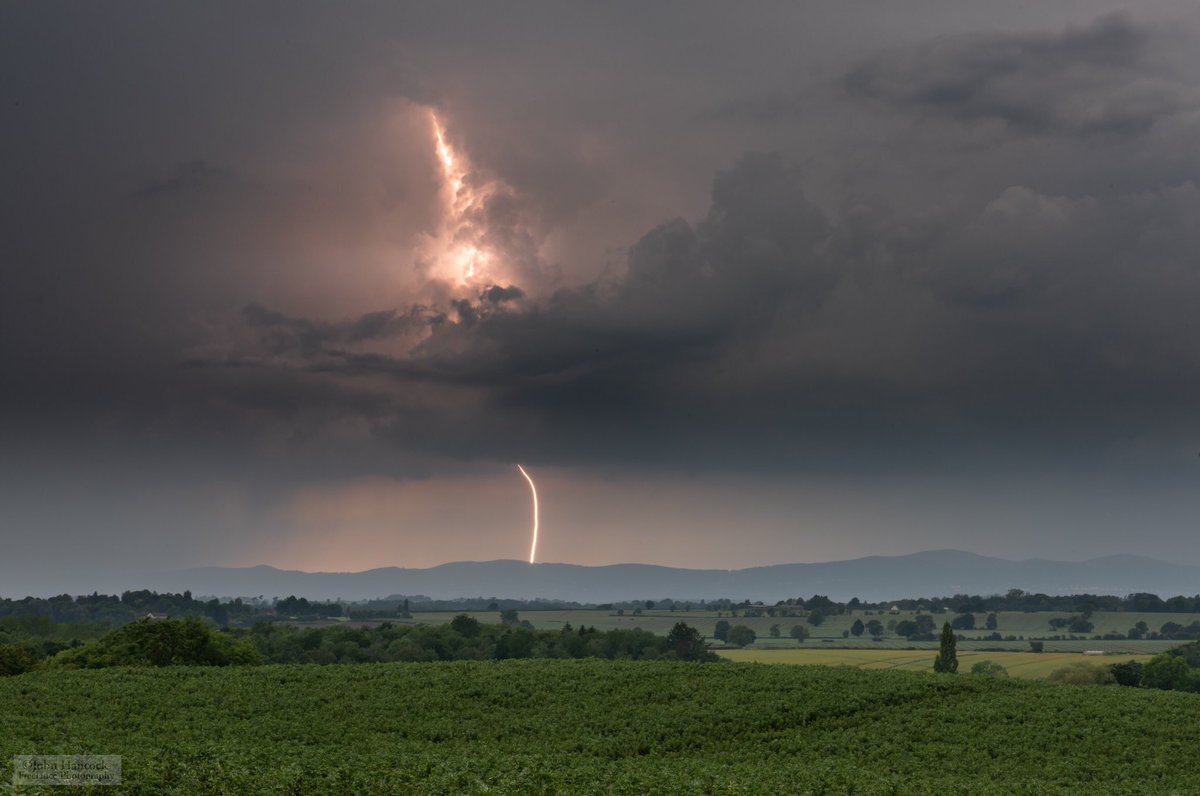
717 648 1155 678
4 660 1200 794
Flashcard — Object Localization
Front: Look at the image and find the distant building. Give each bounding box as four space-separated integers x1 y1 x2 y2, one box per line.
888 606 900 615
144 612 169 620
1083 650 1106 656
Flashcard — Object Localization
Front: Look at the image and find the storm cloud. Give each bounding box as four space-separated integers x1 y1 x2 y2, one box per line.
5 3 1200 585
844 14 1194 137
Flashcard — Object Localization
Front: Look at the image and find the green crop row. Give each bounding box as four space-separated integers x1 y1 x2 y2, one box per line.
4 660 1200 794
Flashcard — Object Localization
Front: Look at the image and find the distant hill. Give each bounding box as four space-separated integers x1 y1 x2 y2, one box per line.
45 550 1200 603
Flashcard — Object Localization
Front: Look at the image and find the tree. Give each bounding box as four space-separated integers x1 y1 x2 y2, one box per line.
714 620 731 642
450 614 480 637
666 622 709 661
769 624 781 638
1109 660 1144 687
850 619 865 637
1028 641 1044 653
727 625 756 647
933 622 958 673
950 613 975 631
985 613 998 630
1068 617 1094 634
789 625 809 643
499 609 520 625
865 620 884 639
1141 654 1193 691
807 610 826 627
0 644 39 676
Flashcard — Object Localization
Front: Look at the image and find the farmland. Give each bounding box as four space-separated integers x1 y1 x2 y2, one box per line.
4 660 1200 794
717 648 1154 678
333 608 1190 654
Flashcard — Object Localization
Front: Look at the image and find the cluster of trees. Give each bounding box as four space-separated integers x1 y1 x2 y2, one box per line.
0 591 264 627
1108 641 1200 692
1149 620 1200 640
885 590 1200 615
1048 614 1095 633
1032 641 1200 691
1042 618 1200 641
52 617 260 669
236 618 720 665
348 596 602 619
4 618 723 673
274 596 343 619
713 620 815 646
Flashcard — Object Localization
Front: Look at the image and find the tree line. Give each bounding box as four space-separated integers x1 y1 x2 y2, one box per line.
1 617 720 674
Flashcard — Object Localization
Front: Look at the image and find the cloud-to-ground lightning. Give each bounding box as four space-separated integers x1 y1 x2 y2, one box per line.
516 464 539 564
425 110 499 286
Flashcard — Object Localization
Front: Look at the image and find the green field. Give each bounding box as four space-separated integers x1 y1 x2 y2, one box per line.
717 648 1153 678
4 660 1200 794
347 609 1191 654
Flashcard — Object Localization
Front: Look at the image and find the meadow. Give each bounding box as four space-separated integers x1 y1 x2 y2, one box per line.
4 660 1200 794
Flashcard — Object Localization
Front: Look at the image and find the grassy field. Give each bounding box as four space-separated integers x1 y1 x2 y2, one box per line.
346 609 1191 654
717 648 1154 678
3 660 1200 794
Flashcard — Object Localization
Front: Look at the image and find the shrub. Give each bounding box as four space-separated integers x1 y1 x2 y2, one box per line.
52 618 260 668
969 660 1008 678
1047 662 1115 686
0 644 39 676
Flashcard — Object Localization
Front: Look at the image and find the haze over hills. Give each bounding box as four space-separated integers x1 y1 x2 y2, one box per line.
22 550 1200 603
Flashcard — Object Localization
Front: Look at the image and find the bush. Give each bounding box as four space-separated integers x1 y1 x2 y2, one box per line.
1047 662 1115 686
727 625 756 647
1109 660 1143 687
1141 654 1196 691
969 660 1008 678
52 618 260 668
0 644 39 676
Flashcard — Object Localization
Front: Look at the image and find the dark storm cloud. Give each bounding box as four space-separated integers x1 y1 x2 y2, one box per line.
241 303 436 357
131 160 228 200
696 94 807 125
6 4 1200 480
211 125 1200 473
844 13 1193 137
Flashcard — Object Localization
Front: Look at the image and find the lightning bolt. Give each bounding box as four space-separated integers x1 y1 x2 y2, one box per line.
516 464 539 564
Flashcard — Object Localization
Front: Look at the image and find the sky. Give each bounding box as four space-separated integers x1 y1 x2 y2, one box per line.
4 2 1200 594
